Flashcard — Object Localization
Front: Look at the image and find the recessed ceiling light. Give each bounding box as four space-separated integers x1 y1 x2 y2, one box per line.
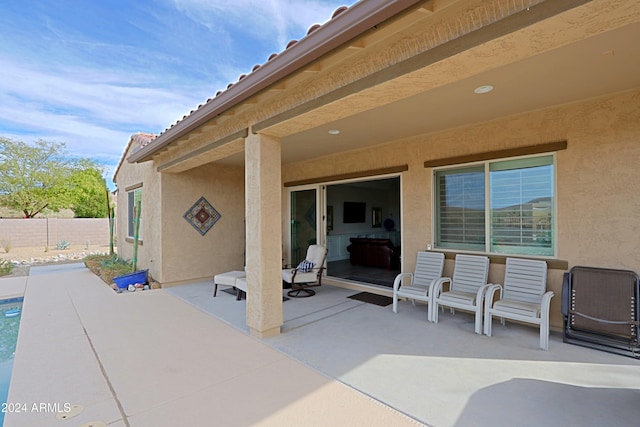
328 129 340 135
474 85 494 94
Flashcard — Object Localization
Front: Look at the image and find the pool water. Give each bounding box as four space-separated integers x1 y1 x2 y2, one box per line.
0 297 23 425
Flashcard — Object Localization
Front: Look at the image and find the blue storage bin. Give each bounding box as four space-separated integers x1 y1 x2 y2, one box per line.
113 270 148 289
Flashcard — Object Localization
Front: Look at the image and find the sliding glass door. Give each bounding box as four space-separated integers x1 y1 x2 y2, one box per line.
289 186 325 266
288 175 401 288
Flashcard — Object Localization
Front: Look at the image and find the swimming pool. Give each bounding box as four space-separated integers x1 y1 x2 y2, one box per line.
0 297 23 425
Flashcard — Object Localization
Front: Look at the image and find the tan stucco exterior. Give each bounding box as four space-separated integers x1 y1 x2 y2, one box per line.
115 140 161 280
115 0 640 337
116 139 245 285
281 89 640 328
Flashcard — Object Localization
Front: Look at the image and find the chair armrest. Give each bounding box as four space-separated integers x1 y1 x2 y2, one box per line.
484 284 502 311
430 277 451 298
541 291 554 317
393 272 413 292
476 284 492 305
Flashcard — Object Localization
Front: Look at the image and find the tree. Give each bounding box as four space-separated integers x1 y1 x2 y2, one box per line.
0 138 73 217
0 137 109 218
67 159 109 218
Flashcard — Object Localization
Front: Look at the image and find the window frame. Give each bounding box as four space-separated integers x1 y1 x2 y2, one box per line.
126 187 143 241
432 153 557 258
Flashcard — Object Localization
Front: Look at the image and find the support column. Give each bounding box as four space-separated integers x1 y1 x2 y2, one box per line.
244 132 283 338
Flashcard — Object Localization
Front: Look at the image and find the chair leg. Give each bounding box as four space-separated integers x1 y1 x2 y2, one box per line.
213 283 218 297
484 312 492 336
474 308 483 335
287 287 315 298
392 293 398 313
540 321 550 350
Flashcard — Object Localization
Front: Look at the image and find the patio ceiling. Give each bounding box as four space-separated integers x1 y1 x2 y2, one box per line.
220 20 639 166
147 1 640 172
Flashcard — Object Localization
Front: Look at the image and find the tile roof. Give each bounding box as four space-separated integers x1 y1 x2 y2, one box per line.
126 0 424 164
113 132 157 181
131 132 157 148
145 4 356 146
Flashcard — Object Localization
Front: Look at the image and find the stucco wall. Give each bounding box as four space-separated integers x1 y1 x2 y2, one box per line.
282 89 640 328
159 163 245 285
115 145 245 285
114 148 162 281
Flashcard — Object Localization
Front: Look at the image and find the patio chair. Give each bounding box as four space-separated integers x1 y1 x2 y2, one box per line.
392 251 445 317
283 244 328 298
431 254 490 334
484 257 553 350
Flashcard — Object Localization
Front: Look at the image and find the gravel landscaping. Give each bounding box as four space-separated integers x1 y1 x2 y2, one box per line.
0 245 111 277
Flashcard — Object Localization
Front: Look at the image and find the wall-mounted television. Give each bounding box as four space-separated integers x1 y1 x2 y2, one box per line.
343 201 366 223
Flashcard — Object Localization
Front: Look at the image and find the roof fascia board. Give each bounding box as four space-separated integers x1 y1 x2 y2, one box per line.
157 128 249 172
254 0 593 134
127 0 424 164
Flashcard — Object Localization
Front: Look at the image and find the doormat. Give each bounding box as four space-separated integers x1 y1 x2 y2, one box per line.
346 277 393 287
348 292 393 307
221 288 289 302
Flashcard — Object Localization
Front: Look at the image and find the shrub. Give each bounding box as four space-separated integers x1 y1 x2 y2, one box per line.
84 254 110 274
84 254 133 285
56 240 70 250
0 259 14 276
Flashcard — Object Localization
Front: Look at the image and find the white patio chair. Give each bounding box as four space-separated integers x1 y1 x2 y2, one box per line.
484 257 553 350
282 245 328 298
392 251 445 318
431 254 490 334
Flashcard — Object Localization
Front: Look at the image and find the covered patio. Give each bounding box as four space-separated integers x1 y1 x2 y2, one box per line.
167 278 640 426
115 0 640 341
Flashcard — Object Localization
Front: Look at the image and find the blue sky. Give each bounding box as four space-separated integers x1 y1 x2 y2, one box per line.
0 0 355 184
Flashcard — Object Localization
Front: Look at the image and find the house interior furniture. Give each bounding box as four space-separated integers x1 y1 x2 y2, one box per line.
346 237 400 269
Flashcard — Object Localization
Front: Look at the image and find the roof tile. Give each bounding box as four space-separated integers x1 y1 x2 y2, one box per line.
155 4 353 138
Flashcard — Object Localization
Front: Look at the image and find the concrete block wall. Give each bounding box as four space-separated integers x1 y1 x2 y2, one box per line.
0 218 112 248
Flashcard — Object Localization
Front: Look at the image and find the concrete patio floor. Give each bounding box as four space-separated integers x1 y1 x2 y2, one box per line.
3 264 640 426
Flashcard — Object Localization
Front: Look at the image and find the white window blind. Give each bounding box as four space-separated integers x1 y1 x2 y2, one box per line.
435 166 485 251
434 154 554 256
490 156 553 255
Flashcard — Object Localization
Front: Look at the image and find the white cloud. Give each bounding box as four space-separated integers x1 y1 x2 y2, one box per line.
0 60 209 128
0 0 356 188
172 0 345 49
0 58 214 179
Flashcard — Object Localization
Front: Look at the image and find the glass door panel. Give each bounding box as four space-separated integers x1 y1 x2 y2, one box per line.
290 189 317 266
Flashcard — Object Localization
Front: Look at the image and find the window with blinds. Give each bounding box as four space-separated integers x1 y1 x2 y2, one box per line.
434 154 554 256
435 166 485 251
